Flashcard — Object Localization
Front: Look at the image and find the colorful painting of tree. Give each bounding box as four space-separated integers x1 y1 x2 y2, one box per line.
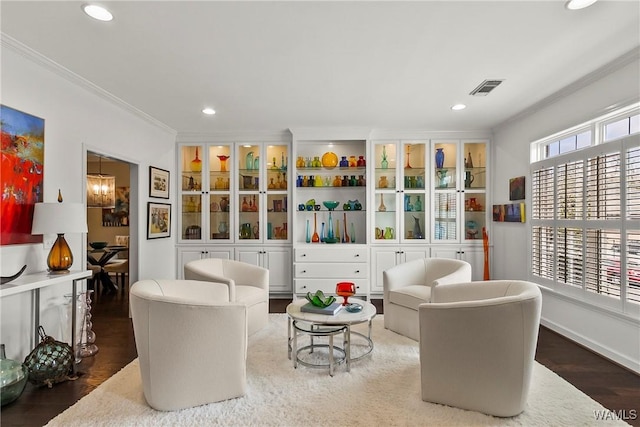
1 105 44 245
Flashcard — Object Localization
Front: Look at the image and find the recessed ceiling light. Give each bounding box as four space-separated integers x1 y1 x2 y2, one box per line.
565 0 598 10
202 108 216 115
451 104 467 111
82 4 113 21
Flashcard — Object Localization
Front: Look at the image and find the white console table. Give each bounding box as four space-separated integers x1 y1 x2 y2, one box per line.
0 270 92 373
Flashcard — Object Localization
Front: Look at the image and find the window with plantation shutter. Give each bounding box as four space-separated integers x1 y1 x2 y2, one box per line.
557 161 583 219
532 167 554 220
586 152 620 219
627 147 640 220
531 226 554 280
585 229 620 298
530 104 639 311
556 227 583 287
627 231 640 302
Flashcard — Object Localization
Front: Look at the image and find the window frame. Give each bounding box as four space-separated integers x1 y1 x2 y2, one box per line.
530 103 640 317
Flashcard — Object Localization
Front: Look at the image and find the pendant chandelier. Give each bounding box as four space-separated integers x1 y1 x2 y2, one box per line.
87 156 116 208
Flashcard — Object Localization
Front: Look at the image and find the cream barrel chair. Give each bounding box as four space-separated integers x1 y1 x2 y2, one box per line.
419 280 542 417
130 279 247 411
184 258 269 335
383 258 472 340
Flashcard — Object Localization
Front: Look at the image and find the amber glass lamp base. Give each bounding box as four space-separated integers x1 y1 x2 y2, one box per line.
47 234 73 272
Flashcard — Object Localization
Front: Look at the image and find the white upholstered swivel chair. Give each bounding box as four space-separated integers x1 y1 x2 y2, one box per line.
130 279 247 411
184 258 269 335
383 258 472 340
419 280 542 417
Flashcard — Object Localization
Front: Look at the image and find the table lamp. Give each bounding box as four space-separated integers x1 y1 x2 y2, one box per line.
31 190 88 273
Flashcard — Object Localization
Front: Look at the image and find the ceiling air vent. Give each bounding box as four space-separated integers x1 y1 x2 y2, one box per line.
469 79 504 96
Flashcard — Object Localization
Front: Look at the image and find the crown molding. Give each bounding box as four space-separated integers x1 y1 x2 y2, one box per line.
497 47 640 129
176 130 292 143
369 129 492 140
1 33 176 135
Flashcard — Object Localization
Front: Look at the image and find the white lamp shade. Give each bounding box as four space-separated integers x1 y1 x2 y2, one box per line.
31 202 88 234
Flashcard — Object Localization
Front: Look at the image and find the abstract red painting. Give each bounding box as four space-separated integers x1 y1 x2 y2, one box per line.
1 105 44 245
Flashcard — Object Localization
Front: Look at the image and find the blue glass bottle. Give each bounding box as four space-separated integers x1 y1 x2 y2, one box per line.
435 148 445 169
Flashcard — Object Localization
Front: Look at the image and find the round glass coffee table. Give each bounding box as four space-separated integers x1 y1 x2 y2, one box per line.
286 298 376 376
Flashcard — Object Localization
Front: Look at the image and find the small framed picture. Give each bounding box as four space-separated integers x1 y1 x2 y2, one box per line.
149 166 170 199
147 202 171 239
509 176 525 201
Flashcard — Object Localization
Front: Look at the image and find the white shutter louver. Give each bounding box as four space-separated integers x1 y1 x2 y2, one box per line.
585 229 620 298
557 161 584 219
627 147 640 220
532 167 554 220
587 152 621 219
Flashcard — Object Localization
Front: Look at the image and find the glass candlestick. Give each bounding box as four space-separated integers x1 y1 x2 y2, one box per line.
79 290 99 358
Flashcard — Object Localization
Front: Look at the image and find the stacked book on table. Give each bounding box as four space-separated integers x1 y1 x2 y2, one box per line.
300 302 343 315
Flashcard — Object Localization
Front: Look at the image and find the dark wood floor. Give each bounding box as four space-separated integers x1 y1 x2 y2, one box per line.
2 286 639 427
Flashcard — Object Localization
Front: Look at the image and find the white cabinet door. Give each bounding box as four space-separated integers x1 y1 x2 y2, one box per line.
177 247 233 279
264 247 292 294
431 246 484 281
236 246 292 294
236 247 262 266
460 247 485 281
371 247 401 294
371 247 430 295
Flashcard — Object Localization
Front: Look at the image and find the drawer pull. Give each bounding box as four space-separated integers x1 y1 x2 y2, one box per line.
354 254 360 257
355 270 360 273
301 254 307 257
301 270 306 273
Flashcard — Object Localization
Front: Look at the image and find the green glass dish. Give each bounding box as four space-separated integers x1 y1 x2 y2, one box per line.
305 290 336 308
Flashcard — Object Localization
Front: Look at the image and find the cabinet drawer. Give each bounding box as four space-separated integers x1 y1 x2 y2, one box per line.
294 279 368 295
295 263 367 278
294 247 368 263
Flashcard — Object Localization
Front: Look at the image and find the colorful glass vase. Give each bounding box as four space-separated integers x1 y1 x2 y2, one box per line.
381 146 388 169
435 148 445 169
245 151 254 170
190 147 202 172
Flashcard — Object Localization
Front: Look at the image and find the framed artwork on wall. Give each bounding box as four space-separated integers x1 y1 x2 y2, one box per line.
493 203 526 223
147 202 171 239
102 186 130 226
0 104 45 245
149 166 169 199
509 176 525 201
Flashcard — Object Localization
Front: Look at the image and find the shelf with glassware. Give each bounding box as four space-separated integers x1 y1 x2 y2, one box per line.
292 141 368 246
372 140 428 243
431 139 488 243
179 143 233 243
236 142 290 243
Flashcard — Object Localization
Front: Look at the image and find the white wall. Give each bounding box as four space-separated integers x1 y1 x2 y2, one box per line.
492 54 640 372
0 41 177 359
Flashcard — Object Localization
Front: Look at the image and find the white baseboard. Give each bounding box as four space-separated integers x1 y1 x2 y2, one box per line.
541 317 639 374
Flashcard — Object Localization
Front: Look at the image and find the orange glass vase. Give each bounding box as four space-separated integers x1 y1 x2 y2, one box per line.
336 282 356 305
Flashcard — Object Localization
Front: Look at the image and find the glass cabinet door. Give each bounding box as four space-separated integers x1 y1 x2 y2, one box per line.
463 141 487 241
266 143 289 241
432 140 458 242
180 144 205 241
401 141 427 241
208 144 232 241
373 141 398 242
238 144 260 241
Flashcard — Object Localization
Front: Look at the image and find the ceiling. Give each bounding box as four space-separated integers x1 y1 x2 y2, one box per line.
2 1 639 134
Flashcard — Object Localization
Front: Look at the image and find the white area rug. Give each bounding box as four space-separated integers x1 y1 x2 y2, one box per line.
47 314 627 426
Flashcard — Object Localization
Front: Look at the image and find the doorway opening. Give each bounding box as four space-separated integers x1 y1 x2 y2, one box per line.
86 151 137 302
